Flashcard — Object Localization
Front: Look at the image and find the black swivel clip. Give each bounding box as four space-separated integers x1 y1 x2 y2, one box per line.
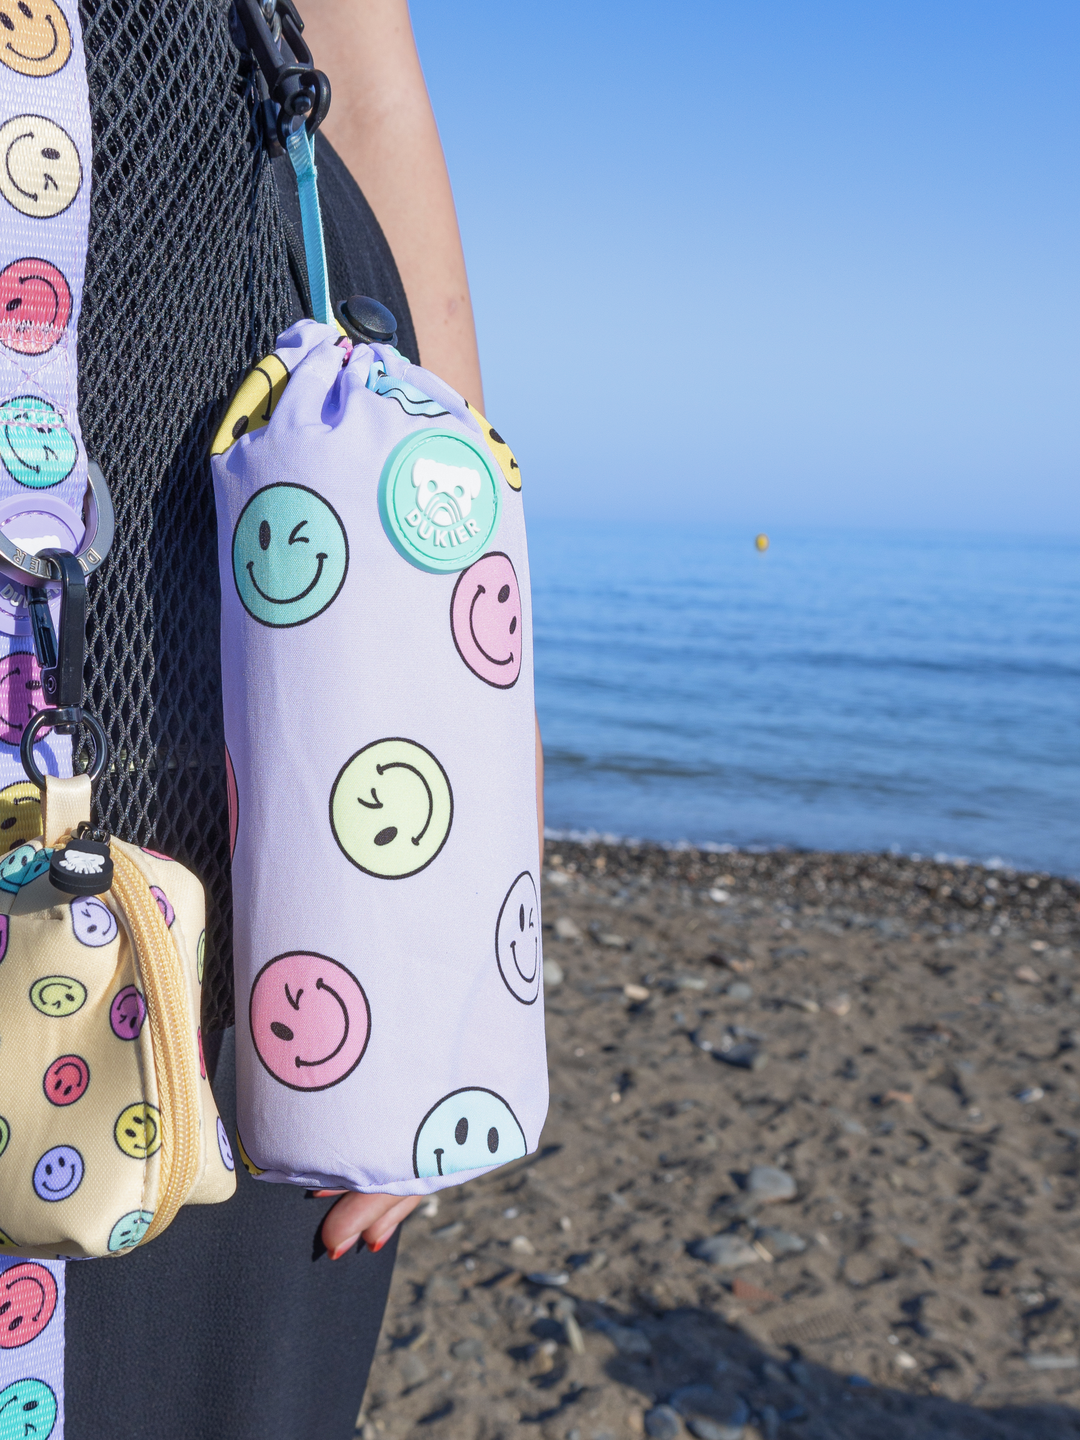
21 550 108 791
231 0 331 156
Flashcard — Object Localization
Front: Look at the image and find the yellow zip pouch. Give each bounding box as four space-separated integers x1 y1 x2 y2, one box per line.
0 776 235 1259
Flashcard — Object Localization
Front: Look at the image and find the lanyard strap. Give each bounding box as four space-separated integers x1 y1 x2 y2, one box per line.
0 0 91 1417
285 123 331 325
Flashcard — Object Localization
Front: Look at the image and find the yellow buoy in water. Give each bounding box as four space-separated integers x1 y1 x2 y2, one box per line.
755 533 769 552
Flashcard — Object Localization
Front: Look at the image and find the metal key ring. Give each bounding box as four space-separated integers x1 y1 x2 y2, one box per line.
20 710 108 789
0 461 114 588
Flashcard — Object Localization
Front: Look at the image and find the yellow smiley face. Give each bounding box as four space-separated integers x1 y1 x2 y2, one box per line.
0 0 71 77
114 1102 161 1160
0 1228 17 1249
210 352 290 457
0 780 41 848
466 401 521 491
0 114 81 219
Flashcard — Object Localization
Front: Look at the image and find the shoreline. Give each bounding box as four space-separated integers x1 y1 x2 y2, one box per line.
362 837 1080 1440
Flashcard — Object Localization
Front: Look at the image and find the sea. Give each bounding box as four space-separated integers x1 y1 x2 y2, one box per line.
528 521 1079 878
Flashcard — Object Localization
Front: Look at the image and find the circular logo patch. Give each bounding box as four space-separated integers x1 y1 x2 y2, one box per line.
378 429 501 574
232 482 348 627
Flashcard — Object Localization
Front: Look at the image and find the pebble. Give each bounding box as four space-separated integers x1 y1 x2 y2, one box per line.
689 1234 761 1268
1015 965 1041 984
882 1089 914 1105
527 1270 570 1286
598 1320 652 1356
399 1353 429 1387
894 1351 918 1370
449 1337 484 1362
599 932 628 948
709 888 731 903
510 1235 535 1255
432 1221 464 1240
726 982 754 1002
1026 1354 1078 1369
1016 1086 1045 1104
554 917 582 941
825 993 852 1016
543 958 564 988
747 1165 797 1204
624 983 651 1003
754 1225 807 1255
645 1406 682 1440
676 975 708 991
718 1043 768 1071
785 996 819 1013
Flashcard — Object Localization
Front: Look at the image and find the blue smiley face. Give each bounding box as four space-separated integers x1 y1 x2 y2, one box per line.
0 396 77 489
0 1379 57 1440
412 1088 527 1179
232 483 348 627
32 1145 83 1202
107 1209 153 1252
0 844 50 894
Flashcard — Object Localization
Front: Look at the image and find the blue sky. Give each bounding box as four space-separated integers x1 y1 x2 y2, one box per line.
411 2 1078 533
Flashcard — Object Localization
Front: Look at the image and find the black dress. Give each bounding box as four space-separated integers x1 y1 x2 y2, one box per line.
66 1 413 1433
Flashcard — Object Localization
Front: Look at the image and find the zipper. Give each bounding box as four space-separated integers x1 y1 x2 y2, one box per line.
109 844 201 1244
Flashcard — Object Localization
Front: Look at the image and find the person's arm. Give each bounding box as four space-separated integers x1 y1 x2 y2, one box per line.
305 0 542 1260
304 0 484 407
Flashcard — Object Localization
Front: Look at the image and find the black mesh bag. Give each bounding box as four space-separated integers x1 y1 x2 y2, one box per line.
77 0 416 1032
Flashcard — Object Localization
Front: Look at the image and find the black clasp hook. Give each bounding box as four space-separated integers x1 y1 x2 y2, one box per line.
231 0 331 155
21 550 107 788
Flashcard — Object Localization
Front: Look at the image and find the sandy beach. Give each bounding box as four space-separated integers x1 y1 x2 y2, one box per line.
360 841 1080 1440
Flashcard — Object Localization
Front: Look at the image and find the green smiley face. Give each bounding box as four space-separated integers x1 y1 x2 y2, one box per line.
232 483 349 627
30 975 87 1017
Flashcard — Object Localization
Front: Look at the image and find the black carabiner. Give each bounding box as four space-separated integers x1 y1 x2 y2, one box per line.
231 0 331 155
20 550 108 788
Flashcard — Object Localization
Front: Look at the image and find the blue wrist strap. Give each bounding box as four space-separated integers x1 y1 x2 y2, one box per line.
285 124 332 326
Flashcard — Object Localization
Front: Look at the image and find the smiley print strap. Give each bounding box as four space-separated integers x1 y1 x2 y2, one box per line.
0 0 95 808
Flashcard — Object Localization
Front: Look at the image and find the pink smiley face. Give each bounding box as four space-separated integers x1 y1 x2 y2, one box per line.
450 552 522 688
150 886 174 927
43 1054 89 1106
0 651 49 746
249 952 370 1091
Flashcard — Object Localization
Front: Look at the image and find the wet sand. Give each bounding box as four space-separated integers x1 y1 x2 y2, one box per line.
360 842 1080 1440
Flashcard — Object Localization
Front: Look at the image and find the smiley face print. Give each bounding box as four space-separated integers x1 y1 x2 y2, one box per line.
43 1054 88 1105
413 1088 527 1179
495 871 541 1004
29 974 85 1017
0 842 49 892
32 1144 82 1200
114 1102 160 1159
0 1378 56 1440
0 0 72 78
107 1208 152 1252
70 895 117 947
330 738 453 879
109 985 145 1040
466 401 521 490
0 1262 57 1348
249 952 370 1092
0 259 71 356
0 115 81 219
450 552 522 688
0 650 48 745
210 351 290 457
0 396 76 488
232 483 348 627
0 781 41 848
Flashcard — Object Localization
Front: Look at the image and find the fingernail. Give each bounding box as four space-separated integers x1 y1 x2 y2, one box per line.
329 1238 360 1261
370 1235 387 1253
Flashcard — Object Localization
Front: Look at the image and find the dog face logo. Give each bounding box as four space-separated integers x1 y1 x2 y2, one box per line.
411 457 482 529
379 430 502 574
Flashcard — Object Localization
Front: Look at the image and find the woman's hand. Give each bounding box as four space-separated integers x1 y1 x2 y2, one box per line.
318 1189 423 1260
